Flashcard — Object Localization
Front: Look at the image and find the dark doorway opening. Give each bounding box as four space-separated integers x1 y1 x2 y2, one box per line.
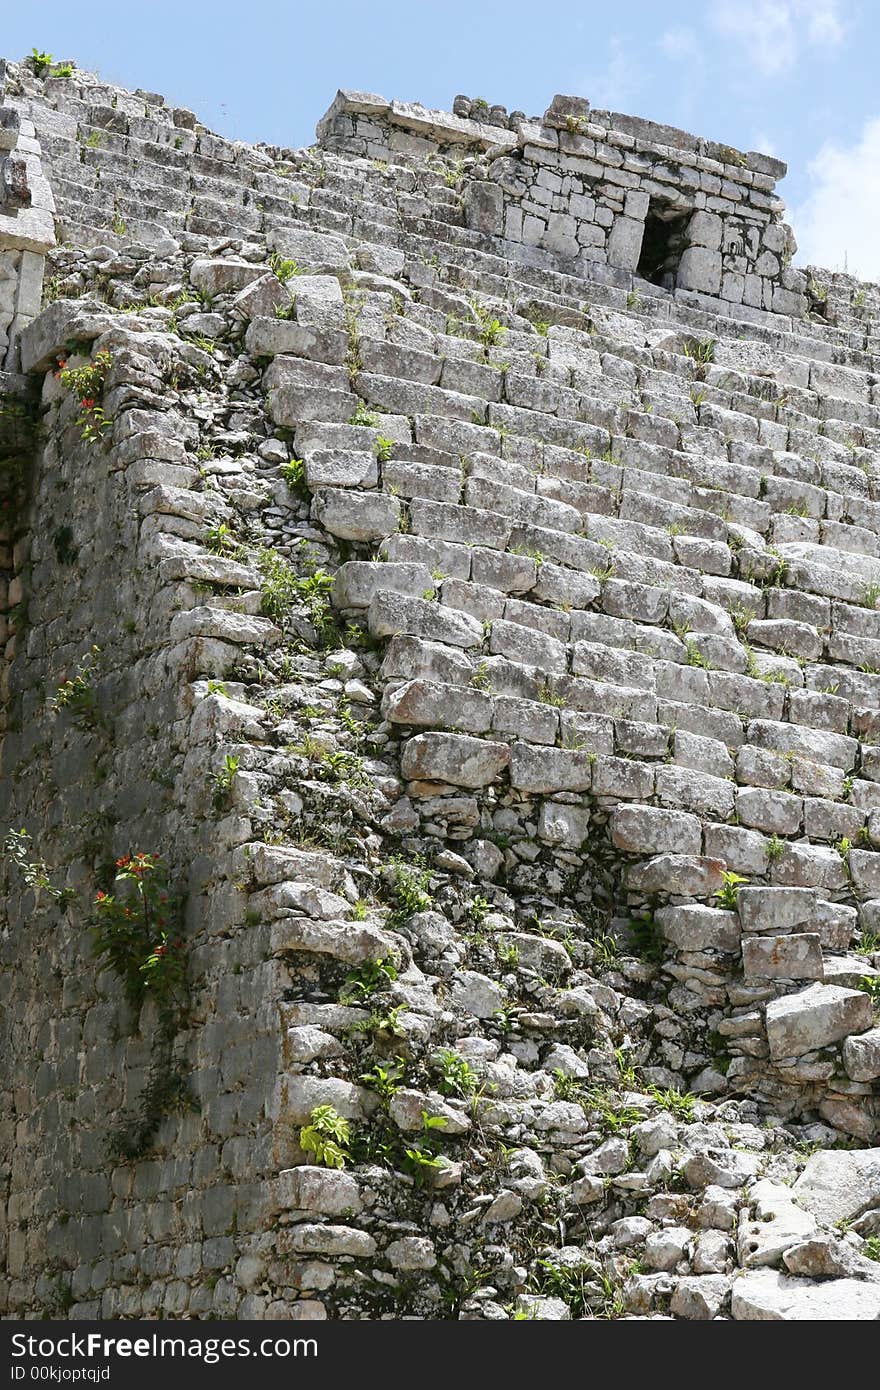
636 204 690 289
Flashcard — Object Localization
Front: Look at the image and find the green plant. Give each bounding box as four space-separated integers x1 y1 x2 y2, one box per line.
858 975 880 1009
471 661 492 691
584 1086 643 1134
766 835 785 862
685 639 711 669
537 680 565 707
375 435 394 463
715 870 748 909
592 932 618 968
90 854 193 1155
402 1113 447 1185
386 856 433 923
339 955 399 1004
50 645 102 730
269 252 302 282
257 548 335 643
435 1049 480 1098
299 1105 352 1168
204 521 239 556
684 338 716 367
58 349 113 444
211 754 239 808
108 1057 192 1161
84 130 103 149
30 48 54 75
863 1236 880 1262
3 829 72 903
467 894 490 925
615 1047 638 1088
552 1069 584 1102
475 310 507 350
856 930 880 956
91 854 185 1020
349 401 378 427
359 1059 405 1101
52 62 75 77
862 582 880 610
531 1260 593 1319
647 1086 696 1122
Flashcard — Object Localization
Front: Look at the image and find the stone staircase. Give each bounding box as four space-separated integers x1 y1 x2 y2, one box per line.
3 55 880 1319
10 52 877 1132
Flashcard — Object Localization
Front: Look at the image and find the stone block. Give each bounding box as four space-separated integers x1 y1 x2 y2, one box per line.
741 932 824 980
611 804 702 855
276 1166 362 1216
464 181 503 234
509 742 592 793
732 1269 880 1321
765 983 873 1060
401 732 510 787
842 1027 880 1082
676 246 722 294
656 904 740 952
792 1147 880 1225
311 487 400 540
737 887 816 934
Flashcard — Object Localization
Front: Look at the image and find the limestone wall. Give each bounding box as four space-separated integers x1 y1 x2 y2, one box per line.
0 61 54 369
318 89 805 317
1 55 880 1323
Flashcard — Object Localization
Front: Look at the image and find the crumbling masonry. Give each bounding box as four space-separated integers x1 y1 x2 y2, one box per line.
2 59 880 1321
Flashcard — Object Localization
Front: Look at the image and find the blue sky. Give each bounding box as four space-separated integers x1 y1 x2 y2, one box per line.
5 1 878 277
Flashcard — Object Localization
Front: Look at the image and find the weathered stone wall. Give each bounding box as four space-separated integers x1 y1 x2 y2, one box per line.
0 60 54 368
1 54 880 1323
318 90 804 317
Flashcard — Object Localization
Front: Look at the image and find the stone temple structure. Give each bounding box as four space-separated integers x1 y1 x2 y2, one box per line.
2 55 880 1321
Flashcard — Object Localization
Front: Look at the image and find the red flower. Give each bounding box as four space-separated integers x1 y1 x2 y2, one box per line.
116 856 130 868
80 397 95 410
95 890 107 901
154 945 167 956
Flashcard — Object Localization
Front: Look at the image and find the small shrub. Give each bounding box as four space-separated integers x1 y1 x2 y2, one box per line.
715 870 748 909
57 350 113 444
50 645 102 730
211 754 239 808
648 1085 696 1122
435 1049 480 1098
386 856 433 922
299 1105 352 1168
269 252 302 282
349 401 378 427
339 955 398 1003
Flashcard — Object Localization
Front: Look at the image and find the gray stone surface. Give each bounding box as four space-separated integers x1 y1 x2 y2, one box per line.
0 53 877 1327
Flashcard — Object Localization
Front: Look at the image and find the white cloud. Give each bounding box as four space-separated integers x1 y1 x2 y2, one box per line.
710 0 846 76
792 117 880 278
659 26 702 62
580 35 644 111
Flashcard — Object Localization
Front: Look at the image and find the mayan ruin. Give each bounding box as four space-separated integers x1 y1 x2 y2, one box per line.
2 46 880 1324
